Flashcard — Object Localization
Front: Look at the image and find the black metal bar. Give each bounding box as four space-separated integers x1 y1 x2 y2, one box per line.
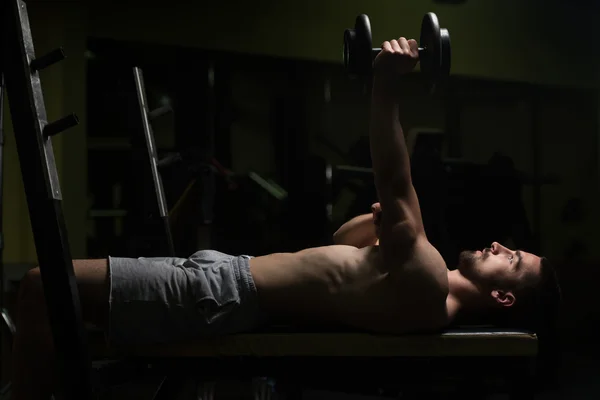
0 73 5 314
162 216 175 259
148 105 172 120
43 112 79 137
206 60 216 159
30 47 65 71
2 0 92 399
213 58 232 183
151 375 187 400
1 309 16 337
0 66 5 388
156 152 182 169
132 66 175 257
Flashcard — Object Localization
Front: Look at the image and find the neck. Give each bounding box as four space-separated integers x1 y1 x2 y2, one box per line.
446 269 490 323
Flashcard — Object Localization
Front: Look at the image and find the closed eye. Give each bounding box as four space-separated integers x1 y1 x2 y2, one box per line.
514 250 522 269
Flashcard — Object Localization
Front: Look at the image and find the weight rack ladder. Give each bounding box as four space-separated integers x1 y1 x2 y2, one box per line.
2 0 92 398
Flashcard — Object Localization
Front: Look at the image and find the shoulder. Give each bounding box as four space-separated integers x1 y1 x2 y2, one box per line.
390 236 449 295
386 234 447 271
412 237 448 272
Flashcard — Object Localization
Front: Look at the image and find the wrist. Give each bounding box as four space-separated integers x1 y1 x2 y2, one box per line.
372 75 400 103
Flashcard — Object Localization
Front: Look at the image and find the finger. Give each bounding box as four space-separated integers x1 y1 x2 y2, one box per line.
381 41 393 52
398 37 410 52
390 39 402 53
408 39 419 56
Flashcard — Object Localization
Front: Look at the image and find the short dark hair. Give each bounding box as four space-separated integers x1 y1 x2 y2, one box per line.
494 257 562 332
453 257 563 333
487 257 563 387
521 258 564 387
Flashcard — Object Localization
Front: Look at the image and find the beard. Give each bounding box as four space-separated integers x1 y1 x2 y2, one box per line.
457 250 480 276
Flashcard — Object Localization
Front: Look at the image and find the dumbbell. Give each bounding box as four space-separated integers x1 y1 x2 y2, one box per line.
343 13 451 92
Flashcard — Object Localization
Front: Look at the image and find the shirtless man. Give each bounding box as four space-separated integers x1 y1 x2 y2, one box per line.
12 37 560 399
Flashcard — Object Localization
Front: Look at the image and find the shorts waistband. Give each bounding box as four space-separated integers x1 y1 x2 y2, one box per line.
232 255 257 302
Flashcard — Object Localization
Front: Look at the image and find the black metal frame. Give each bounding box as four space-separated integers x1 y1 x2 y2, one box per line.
1 0 92 398
0 63 17 400
0 76 4 317
132 66 175 257
125 353 537 399
0 52 7 393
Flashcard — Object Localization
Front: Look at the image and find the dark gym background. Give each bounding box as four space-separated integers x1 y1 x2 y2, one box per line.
2 0 600 398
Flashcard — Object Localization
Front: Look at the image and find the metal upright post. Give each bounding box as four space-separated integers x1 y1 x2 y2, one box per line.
0 60 5 389
2 0 92 398
132 67 175 257
0 74 4 308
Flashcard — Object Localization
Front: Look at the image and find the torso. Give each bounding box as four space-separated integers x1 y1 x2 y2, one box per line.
249 239 449 334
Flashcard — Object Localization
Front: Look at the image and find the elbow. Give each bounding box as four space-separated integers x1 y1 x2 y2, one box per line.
332 226 352 245
332 230 342 244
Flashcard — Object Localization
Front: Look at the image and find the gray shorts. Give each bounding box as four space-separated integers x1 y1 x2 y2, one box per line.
107 249 265 346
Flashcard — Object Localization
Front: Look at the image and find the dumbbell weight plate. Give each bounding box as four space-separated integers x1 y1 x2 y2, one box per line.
439 28 451 87
343 12 451 91
343 14 373 78
419 12 442 92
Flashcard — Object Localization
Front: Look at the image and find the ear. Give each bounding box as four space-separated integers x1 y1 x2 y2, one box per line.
491 290 515 307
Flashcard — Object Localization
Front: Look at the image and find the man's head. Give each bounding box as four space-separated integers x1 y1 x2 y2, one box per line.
456 242 563 377
457 242 556 312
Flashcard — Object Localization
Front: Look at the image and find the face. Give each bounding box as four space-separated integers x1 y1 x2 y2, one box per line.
457 242 542 307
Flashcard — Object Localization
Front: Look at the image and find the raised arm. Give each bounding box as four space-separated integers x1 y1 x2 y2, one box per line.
370 37 425 262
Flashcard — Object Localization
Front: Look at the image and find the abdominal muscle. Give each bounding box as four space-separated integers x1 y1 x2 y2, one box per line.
249 244 448 333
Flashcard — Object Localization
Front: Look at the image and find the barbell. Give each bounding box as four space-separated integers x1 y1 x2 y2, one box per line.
343 13 451 92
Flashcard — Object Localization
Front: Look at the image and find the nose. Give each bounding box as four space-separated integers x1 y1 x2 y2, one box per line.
491 242 509 255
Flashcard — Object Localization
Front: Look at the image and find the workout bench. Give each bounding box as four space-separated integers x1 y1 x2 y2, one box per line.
88 326 538 398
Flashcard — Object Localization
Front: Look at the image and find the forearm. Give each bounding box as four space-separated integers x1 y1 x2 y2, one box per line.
333 214 378 248
369 78 412 202
365 38 424 259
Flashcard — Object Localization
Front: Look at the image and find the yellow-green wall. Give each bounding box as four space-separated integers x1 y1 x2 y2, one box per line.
3 1 88 263
87 0 600 88
3 0 600 264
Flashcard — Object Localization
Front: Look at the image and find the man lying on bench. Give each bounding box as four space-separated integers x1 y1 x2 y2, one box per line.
12 37 561 400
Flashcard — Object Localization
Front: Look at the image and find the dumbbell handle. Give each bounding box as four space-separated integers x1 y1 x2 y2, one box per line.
371 47 426 59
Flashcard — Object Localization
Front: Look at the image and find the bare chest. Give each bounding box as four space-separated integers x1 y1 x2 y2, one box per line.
333 250 449 332
333 270 447 333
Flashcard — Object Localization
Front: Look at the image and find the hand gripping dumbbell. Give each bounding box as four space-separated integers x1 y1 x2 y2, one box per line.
343 13 451 92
